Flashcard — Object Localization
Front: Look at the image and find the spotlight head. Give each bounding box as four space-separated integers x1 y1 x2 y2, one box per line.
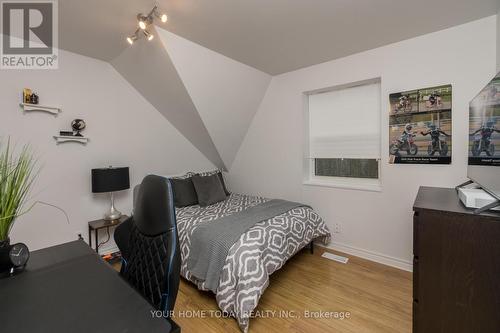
126 30 139 45
152 6 168 23
137 14 148 29
143 30 154 41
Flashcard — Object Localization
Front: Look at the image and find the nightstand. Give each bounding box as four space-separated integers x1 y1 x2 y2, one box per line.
88 215 129 253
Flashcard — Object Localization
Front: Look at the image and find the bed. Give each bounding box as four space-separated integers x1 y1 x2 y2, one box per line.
175 192 331 332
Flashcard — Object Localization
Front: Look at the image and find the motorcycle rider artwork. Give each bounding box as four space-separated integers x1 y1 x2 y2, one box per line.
420 124 450 156
487 85 498 103
395 94 411 112
427 90 441 108
470 120 500 157
400 123 414 142
390 123 418 156
390 84 452 164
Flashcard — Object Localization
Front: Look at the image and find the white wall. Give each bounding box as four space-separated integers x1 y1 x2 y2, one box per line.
228 16 498 270
1 49 214 252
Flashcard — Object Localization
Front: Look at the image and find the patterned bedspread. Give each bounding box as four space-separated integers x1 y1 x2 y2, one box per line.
176 193 331 332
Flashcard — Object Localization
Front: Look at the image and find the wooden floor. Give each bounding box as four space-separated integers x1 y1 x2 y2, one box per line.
116 246 412 333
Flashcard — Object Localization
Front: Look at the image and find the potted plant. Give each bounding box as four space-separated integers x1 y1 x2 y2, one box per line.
0 139 38 249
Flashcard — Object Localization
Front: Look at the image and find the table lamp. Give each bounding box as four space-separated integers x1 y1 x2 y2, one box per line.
91 167 130 221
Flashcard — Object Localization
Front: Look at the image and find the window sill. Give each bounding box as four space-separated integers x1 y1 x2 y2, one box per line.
302 180 382 192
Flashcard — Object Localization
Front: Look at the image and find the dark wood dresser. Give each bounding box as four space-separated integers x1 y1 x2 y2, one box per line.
412 186 500 333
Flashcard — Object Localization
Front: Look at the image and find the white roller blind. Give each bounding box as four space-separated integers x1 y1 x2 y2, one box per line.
308 81 381 159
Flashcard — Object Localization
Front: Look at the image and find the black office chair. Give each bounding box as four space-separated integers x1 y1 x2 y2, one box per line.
115 175 181 317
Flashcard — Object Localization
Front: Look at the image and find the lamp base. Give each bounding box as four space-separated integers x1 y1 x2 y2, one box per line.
103 210 122 221
104 192 122 221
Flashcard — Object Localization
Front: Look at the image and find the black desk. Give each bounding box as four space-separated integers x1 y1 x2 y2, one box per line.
0 240 179 333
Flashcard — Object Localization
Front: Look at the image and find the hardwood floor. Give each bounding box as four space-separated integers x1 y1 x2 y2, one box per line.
114 246 412 333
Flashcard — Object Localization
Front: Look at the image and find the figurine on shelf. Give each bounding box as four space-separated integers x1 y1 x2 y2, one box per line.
29 92 39 105
71 119 86 137
23 88 32 104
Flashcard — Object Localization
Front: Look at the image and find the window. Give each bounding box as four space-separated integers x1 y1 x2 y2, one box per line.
315 158 379 179
304 79 381 191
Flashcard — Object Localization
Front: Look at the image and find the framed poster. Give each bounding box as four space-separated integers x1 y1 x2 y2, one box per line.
389 84 452 164
468 73 500 166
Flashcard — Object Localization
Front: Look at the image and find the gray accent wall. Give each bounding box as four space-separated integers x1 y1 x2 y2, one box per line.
110 27 226 170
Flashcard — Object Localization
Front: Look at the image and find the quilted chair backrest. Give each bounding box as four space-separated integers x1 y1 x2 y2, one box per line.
119 175 181 314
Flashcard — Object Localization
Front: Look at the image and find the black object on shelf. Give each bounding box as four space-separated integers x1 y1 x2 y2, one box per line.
71 119 86 137
29 93 39 104
59 131 74 136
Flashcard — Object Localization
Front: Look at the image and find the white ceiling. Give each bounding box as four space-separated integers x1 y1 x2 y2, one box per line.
59 0 499 74
58 0 499 170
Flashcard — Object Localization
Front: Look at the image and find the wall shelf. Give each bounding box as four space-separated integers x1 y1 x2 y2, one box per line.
53 136 89 145
20 103 61 115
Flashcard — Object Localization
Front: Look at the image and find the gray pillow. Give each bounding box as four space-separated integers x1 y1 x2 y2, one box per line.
192 174 227 207
170 177 198 207
197 170 230 196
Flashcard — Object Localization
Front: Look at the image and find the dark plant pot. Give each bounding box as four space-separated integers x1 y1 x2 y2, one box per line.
0 237 11 278
0 237 10 249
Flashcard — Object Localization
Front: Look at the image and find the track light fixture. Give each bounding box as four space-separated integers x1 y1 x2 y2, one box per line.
127 29 139 44
143 30 154 41
126 4 167 45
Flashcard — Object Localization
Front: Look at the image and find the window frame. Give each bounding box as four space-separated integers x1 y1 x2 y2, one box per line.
302 78 382 192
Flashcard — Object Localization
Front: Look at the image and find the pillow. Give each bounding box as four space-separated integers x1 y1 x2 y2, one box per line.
163 172 195 180
191 173 227 207
197 170 230 196
170 177 198 207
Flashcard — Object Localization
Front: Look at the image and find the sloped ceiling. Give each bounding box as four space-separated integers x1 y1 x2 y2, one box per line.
58 0 499 74
110 27 226 170
54 0 499 170
157 28 271 167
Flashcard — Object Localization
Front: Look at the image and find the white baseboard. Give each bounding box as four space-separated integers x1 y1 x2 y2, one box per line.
318 241 413 272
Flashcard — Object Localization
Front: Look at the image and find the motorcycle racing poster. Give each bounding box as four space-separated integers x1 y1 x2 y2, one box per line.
468 72 500 166
389 84 452 164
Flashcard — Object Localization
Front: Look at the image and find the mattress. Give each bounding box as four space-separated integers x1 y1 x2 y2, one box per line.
176 193 331 332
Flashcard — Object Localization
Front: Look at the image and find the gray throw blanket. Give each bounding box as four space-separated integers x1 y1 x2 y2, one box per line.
187 199 310 292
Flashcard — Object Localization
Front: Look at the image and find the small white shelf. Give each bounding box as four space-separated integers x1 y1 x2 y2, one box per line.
53 136 89 145
20 103 61 115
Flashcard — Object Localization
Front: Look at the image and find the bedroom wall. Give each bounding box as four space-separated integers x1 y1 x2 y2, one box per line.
157 28 272 169
0 48 215 252
227 16 498 270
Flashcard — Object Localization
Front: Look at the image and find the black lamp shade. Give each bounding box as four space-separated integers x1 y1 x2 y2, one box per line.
91 167 130 193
